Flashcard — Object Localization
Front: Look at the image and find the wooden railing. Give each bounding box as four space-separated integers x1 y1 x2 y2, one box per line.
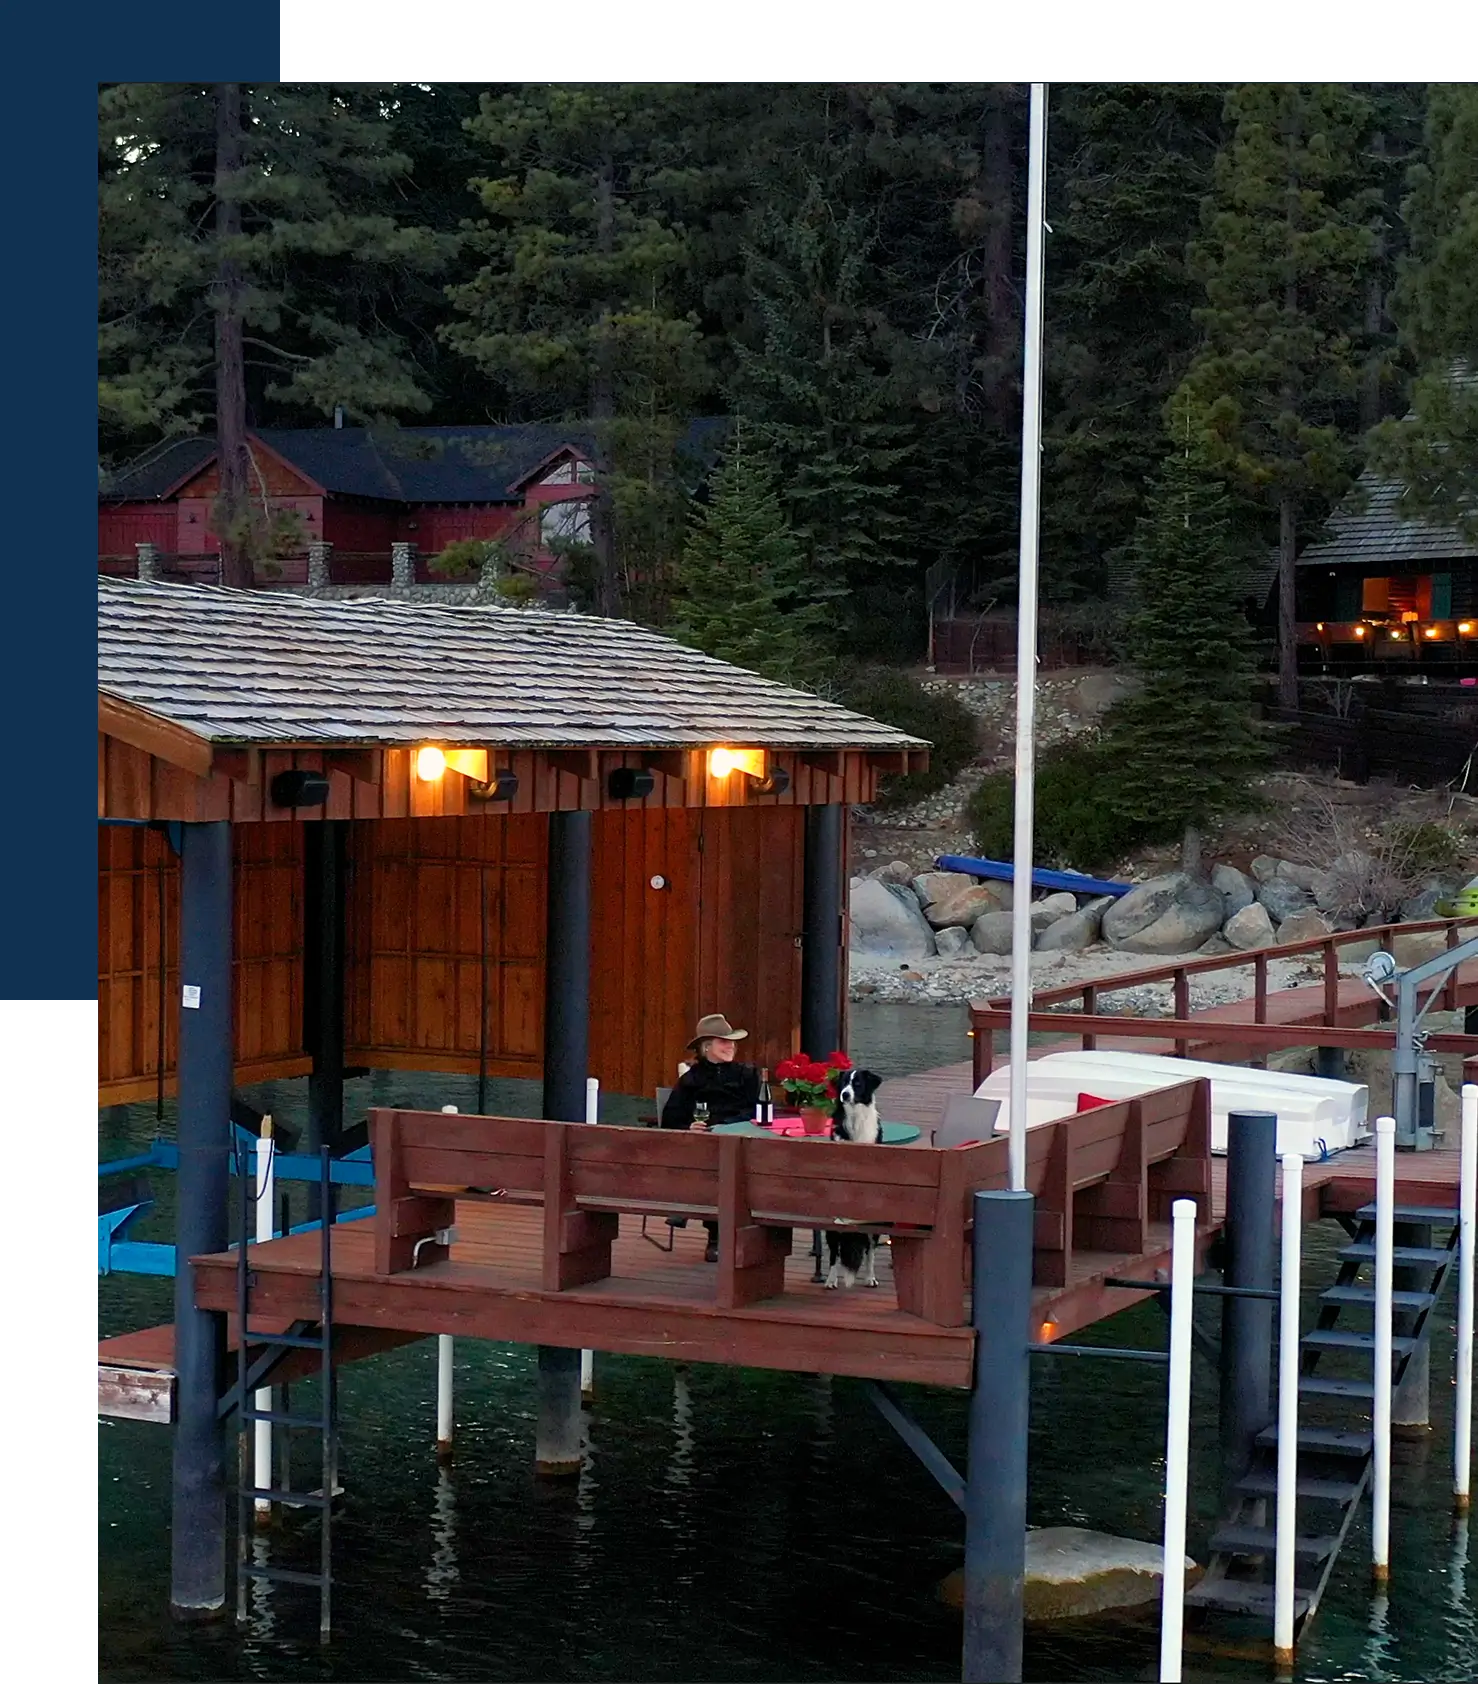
370 1084 1213 1322
970 917 1478 1087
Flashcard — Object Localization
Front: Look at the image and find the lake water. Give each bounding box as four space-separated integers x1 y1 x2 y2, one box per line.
99 1002 1474 1681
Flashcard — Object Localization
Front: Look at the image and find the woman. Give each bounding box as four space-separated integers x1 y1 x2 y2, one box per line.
660 1014 760 1261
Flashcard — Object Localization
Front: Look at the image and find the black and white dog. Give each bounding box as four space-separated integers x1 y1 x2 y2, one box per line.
824 1068 884 1290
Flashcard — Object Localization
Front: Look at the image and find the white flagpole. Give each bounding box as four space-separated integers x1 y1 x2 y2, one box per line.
1008 82 1049 1191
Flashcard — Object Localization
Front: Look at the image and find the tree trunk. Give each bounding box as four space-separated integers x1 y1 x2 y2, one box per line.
1180 825 1203 877
1277 493 1299 710
588 150 618 617
213 83 251 590
979 85 1019 426
1359 134 1388 433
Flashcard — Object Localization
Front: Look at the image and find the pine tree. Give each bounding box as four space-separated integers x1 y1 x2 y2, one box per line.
1176 83 1380 706
1369 84 1478 539
444 85 714 616
668 431 829 687
1100 429 1268 864
99 82 454 583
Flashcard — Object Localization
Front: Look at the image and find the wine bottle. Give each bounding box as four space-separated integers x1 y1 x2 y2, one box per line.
757 1067 774 1127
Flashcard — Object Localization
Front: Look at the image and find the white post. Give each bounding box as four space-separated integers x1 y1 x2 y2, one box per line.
435 1106 458 1457
1457 1084 1476 1515
1274 1152 1304 1666
253 1116 276 1524
1373 1114 1396 1583
1159 1197 1195 1684
1006 82 1049 1192
582 1078 598 1398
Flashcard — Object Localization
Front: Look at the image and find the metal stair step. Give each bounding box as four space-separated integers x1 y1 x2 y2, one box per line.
1208 1524 1339 1562
1319 1284 1436 1311
1355 1204 1458 1225
1184 1581 1310 1617
1299 1375 1376 1401
238 1486 328 1509
239 1408 326 1429
1300 1329 1418 1355
1256 1424 1371 1458
1234 1469 1363 1503
239 1563 326 1588
243 1329 329 1351
1338 1242 1452 1266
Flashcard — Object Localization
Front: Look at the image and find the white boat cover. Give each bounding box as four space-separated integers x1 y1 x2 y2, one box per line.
975 1050 1370 1158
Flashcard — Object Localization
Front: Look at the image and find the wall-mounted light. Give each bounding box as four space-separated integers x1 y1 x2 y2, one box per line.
1461 623 1475 636
608 767 655 800
415 746 490 783
270 769 330 808
1389 629 1406 641
750 766 790 797
470 768 519 801
1424 625 1441 639
1315 621 1326 632
708 747 766 780
1353 625 1367 639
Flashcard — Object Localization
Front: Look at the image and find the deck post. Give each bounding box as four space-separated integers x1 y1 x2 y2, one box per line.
1314 1046 1347 1081
801 803 845 1059
963 1189 1034 1684
304 819 348 1222
170 820 233 1621
535 1345 584 1476
1219 1110 1276 1515
538 811 592 1472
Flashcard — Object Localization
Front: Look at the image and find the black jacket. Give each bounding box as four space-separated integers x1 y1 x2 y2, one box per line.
660 1059 760 1129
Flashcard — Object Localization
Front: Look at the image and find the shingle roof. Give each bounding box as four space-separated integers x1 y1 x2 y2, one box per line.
97 579 926 753
1297 470 1478 570
100 419 729 506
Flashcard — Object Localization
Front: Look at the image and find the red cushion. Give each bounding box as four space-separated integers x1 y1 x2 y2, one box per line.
1077 1092 1113 1112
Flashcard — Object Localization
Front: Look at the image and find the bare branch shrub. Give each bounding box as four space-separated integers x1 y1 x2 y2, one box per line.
1274 795 1466 921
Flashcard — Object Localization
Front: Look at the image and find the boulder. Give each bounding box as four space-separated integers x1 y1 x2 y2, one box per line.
912 870 974 909
1224 901 1277 950
971 910 1016 956
1030 895 1077 936
925 883 1003 930
848 878 938 960
872 859 916 886
940 1527 1198 1623
1255 877 1316 924
1399 878 1463 923
1198 933 1235 956
1036 896 1113 953
1276 909 1334 945
1101 873 1225 955
933 925 973 959
1250 855 1283 884
1211 863 1255 918
1274 859 1320 891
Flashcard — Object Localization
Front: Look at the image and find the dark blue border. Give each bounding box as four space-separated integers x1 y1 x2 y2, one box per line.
11 62 98 1684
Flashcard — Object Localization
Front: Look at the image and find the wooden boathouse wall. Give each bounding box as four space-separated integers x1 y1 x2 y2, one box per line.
99 802 838 1108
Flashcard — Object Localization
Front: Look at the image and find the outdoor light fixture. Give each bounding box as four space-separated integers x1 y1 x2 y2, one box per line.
270 769 330 808
1425 626 1440 639
1461 623 1475 636
415 746 490 783
708 747 766 780
1354 625 1367 638
607 767 655 800
1316 621 1326 632
750 766 791 797
469 768 519 801
1390 629 1405 641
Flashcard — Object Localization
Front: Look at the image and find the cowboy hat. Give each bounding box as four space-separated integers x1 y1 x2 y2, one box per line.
686 1013 748 1050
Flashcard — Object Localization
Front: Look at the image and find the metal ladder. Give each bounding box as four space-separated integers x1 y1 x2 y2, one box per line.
233 1143 338 1638
1187 1201 1460 1627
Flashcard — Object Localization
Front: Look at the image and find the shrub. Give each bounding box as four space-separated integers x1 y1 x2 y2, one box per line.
428 537 498 580
1386 818 1464 876
841 668 979 810
966 736 1164 871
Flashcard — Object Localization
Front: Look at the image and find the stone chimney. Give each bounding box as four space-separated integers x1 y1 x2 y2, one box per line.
135 542 162 582
307 540 333 593
390 540 417 594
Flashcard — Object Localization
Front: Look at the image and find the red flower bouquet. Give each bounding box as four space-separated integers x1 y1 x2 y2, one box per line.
774 1050 852 1110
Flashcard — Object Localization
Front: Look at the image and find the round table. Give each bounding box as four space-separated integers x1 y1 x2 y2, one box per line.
711 1118 921 1144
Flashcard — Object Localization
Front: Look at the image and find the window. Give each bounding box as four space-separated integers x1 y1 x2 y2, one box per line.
535 455 596 486
540 499 592 546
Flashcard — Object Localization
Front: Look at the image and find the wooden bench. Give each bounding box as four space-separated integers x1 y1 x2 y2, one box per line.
370 1080 1212 1323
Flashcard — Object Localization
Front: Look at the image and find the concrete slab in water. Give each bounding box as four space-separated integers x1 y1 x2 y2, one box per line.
939 1526 1198 1622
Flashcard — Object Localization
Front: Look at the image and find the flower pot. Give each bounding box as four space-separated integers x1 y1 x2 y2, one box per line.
800 1106 832 1137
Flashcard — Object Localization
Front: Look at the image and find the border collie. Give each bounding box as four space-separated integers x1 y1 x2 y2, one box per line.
825 1069 884 1290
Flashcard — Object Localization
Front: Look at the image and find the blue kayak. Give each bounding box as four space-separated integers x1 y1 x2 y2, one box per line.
934 853 1132 899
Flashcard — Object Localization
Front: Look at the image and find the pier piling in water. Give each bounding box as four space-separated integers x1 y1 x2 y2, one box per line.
535 1345 584 1476
169 821 233 1621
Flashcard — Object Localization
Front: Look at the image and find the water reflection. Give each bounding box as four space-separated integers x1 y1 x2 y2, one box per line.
425 1467 458 1604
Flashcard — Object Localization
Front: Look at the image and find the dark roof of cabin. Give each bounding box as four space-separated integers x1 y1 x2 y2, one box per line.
1297 469 1478 569
97 579 926 753
101 419 729 506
